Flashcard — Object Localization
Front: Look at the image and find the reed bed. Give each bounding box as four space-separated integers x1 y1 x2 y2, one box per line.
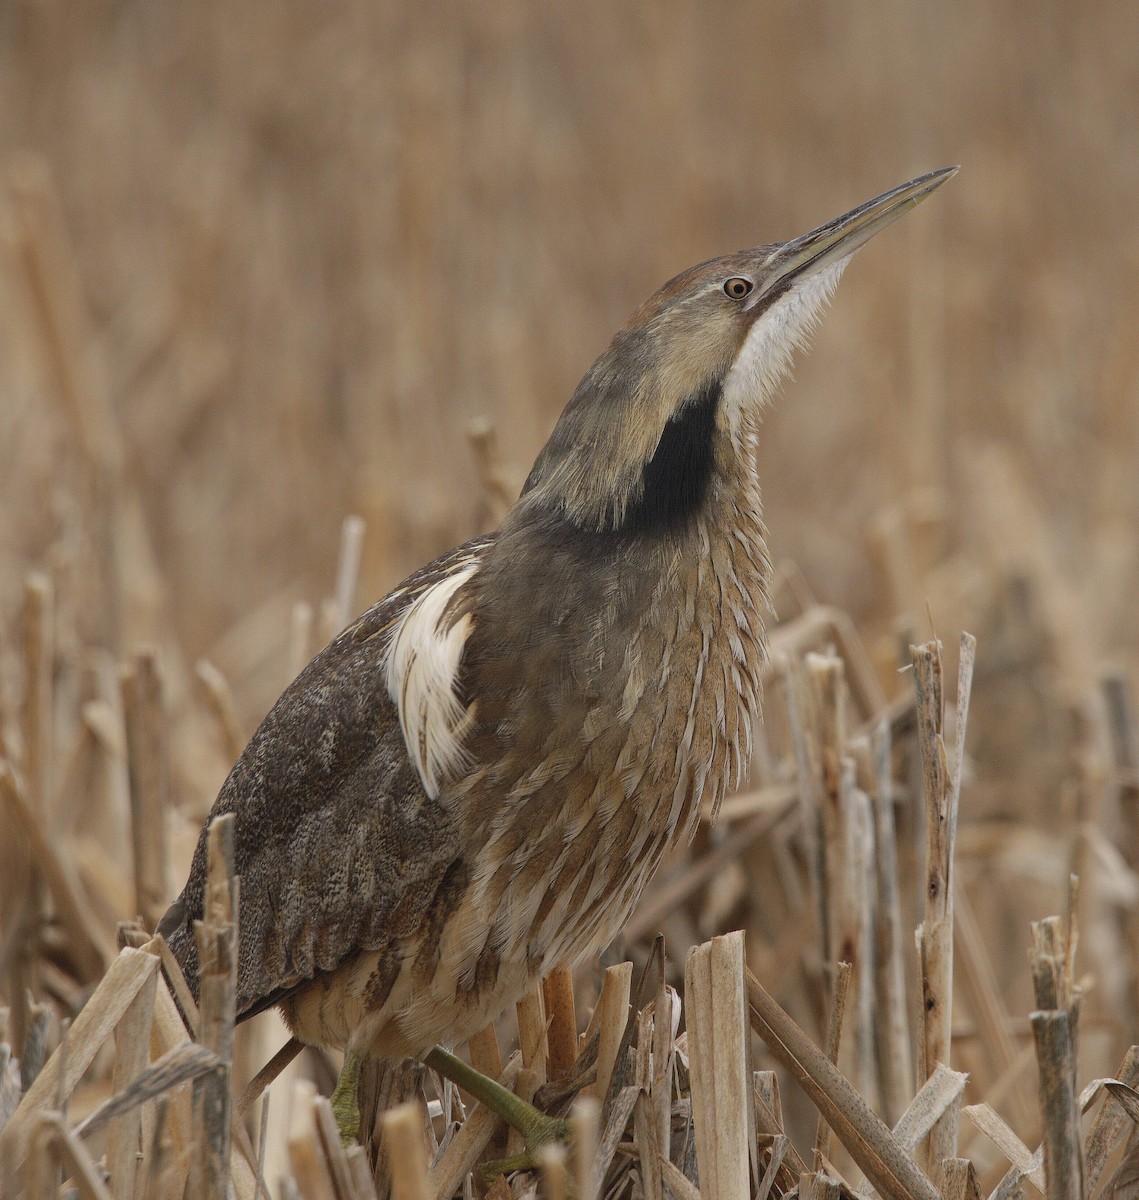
3 3 1139 1196
2 485 1138 1197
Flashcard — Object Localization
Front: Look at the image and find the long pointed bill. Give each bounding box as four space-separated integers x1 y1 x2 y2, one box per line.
752 166 958 304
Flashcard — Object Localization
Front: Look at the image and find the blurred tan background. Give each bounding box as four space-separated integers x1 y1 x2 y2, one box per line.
2 1 1139 1183
3 0 1136 688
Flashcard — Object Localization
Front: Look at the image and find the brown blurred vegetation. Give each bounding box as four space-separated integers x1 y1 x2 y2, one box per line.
3 0 1137 672
1 0 1139 1179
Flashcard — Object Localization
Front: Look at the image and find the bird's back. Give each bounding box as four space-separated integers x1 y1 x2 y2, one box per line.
159 536 492 1020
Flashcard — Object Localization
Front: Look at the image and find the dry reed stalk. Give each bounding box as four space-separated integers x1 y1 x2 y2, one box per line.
237 1038 305 1117
104 955 158 1200
0 762 109 983
890 1065 969 1155
144 968 201 1190
189 814 238 1200
685 933 752 1200
845 770 879 1109
318 598 344 651
466 1024 503 1082
912 634 975 1170
593 1083 639 1195
1 947 159 1166
27 1111 111 1200
807 652 849 975
6 161 122 485
651 974 674 1166
382 1101 431 1200
515 984 548 1084
634 1088 664 1200
542 967 578 1079
313 1094 359 1200
289 602 316 680
1 575 55 1054
938 1156 982 1200
775 654 828 979
570 1095 600 1200
1028 914 1083 1200
21 573 53 825
953 887 1034 1132
334 516 367 631
538 1142 568 1200
288 1079 337 1200
589 962 632 1106
426 1057 519 1200
196 659 247 763
1084 1045 1139 1193
632 1006 665 1200
867 720 913 1123
753 1071 809 1188
22 1115 57 1200
744 965 940 1200
348 1146 380 1200
768 607 887 724
142 1099 179 1200
660 1155 702 1200
504 1068 539 1159
961 1102 1044 1191
120 649 170 930
72 1043 220 1140
813 960 852 1169
465 419 517 526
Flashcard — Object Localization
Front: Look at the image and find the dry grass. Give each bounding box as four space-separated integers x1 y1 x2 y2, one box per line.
2 2 1139 1197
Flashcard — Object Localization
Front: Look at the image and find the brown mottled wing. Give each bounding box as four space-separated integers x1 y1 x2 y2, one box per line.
158 534 493 1018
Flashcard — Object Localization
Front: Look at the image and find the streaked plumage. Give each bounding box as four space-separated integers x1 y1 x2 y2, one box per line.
160 169 956 1065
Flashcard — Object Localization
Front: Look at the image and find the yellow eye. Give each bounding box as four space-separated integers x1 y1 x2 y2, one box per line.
723 277 753 300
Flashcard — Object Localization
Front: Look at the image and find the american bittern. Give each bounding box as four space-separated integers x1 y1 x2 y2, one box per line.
160 167 956 1156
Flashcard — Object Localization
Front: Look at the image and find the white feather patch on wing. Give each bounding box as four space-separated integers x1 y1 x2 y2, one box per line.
384 562 478 798
720 259 848 428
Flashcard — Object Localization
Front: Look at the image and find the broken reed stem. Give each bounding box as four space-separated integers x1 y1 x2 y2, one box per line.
538 1142 568 1200
1031 1013 1083 1200
813 960 852 1169
287 1078 336 1200
195 659 246 764
542 966 578 1079
686 933 751 1200
121 649 170 930
21 572 54 824
334 514 367 631
105 958 159 1200
806 652 847 974
570 1095 600 1200
1029 913 1084 1200
912 633 974 1168
744 964 941 1200
189 815 237 1200
466 1023 503 1081
589 962 632 1105
912 639 951 1077
651 971 674 1165
515 984 548 1085
0 949 160 1168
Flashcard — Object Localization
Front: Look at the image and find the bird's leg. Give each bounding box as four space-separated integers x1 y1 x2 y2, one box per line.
423 1044 569 1174
331 1049 363 1146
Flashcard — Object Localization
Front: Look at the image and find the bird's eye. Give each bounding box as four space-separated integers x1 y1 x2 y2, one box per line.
723 277 753 300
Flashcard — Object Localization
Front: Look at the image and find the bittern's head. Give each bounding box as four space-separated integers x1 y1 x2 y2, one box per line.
521 168 956 535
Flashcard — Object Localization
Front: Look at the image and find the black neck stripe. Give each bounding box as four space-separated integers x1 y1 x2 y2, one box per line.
616 380 720 534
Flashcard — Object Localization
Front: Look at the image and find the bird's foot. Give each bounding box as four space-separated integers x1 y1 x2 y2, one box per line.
331 1049 363 1146
477 1113 571 1184
423 1045 570 1180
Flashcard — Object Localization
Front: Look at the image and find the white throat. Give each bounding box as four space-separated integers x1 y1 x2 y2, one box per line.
720 259 849 432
